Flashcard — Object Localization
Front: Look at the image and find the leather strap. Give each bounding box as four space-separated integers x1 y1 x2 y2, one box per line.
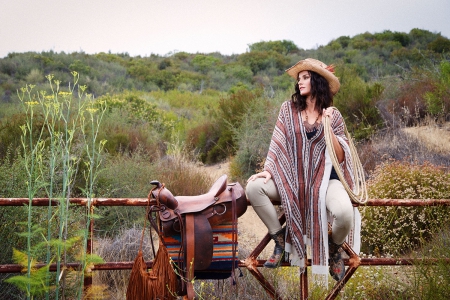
230 187 237 284
185 214 196 299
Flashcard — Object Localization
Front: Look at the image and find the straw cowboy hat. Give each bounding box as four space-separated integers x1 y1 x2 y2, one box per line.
285 58 340 95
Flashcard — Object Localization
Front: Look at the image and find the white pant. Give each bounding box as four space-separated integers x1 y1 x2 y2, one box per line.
246 178 353 244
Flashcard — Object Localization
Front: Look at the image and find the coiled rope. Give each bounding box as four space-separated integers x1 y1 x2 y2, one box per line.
323 107 368 204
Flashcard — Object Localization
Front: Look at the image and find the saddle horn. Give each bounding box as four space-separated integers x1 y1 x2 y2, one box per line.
150 180 178 210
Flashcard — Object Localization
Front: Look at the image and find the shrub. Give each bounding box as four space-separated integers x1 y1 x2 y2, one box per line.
154 145 213 196
229 91 284 181
428 36 450 53
334 64 384 139
212 89 263 162
424 61 450 119
187 89 263 164
382 59 450 126
96 91 173 155
237 51 290 74
185 120 221 163
361 159 450 255
248 40 300 55
392 75 433 125
191 54 222 74
25 69 44 84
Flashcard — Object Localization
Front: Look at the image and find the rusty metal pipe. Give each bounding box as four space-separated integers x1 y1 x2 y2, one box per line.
3 198 450 207
0 198 152 206
2 257 447 273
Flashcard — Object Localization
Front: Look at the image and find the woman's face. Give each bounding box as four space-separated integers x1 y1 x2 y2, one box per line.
298 71 311 96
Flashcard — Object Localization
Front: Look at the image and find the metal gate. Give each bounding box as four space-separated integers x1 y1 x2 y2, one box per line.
1 197 449 299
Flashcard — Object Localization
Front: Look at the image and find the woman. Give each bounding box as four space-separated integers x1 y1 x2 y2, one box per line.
246 58 360 282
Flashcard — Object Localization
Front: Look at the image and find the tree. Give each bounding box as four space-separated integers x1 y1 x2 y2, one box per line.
248 40 299 54
428 36 450 53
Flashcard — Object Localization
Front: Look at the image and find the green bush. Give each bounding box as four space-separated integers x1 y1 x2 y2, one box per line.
185 120 221 163
211 89 263 163
428 36 450 53
185 89 264 164
334 64 384 139
230 91 285 181
361 159 450 255
387 59 450 125
237 51 290 74
424 61 450 118
410 228 450 299
96 91 173 155
248 40 300 54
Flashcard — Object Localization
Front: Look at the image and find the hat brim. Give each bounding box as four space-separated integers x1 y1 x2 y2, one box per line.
285 59 340 95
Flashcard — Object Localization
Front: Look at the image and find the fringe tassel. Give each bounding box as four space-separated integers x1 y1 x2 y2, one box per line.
126 240 178 300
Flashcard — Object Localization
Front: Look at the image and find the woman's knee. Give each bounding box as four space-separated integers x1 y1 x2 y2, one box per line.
246 178 272 205
246 178 263 202
334 206 354 229
328 198 354 229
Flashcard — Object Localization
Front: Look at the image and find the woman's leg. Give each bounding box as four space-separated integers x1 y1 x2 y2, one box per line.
326 179 354 280
246 177 282 234
246 177 284 268
326 179 354 244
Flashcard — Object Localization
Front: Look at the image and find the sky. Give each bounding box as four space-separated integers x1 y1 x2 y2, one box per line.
1 0 449 58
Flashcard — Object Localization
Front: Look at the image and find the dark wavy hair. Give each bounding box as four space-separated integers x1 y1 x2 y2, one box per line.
291 70 333 112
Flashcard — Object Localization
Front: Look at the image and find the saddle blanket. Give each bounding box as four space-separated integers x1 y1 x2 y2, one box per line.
162 222 239 279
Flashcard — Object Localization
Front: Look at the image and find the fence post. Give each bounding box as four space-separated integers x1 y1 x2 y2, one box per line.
83 205 95 293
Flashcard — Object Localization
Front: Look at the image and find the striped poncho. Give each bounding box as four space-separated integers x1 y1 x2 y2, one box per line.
264 101 361 278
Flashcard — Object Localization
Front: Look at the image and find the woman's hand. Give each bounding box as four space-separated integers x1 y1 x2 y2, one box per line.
247 170 272 184
323 107 334 121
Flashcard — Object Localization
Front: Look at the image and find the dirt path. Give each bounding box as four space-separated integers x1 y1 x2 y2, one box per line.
204 161 273 259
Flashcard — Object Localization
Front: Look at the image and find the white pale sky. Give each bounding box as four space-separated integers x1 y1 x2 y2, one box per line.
1 0 449 58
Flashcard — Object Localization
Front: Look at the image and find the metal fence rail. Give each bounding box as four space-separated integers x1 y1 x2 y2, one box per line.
1 197 450 299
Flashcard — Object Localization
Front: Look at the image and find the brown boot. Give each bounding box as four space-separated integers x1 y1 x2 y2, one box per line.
264 228 285 268
329 238 345 281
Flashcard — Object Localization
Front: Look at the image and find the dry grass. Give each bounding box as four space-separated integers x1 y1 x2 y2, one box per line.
94 227 157 300
357 122 450 176
403 122 450 154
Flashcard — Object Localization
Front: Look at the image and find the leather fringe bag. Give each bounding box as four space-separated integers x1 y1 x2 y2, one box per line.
126 187 177 300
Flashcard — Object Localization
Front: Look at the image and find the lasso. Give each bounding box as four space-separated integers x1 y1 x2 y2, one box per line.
323 107 368 204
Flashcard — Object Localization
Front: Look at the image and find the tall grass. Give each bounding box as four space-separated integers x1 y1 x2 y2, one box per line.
4 72 106 299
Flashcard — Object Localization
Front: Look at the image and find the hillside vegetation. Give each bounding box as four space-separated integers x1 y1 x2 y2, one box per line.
0 28 450 299
1 28 449 165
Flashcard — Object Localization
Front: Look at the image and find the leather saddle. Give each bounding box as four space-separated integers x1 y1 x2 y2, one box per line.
148 174 247 299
